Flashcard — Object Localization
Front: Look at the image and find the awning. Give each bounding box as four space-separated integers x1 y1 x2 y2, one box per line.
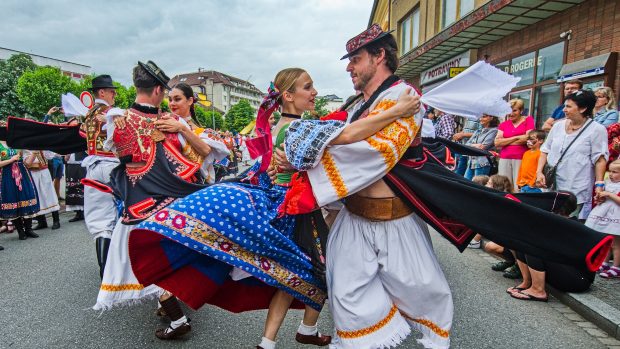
396 0 585 81
557 53 613 82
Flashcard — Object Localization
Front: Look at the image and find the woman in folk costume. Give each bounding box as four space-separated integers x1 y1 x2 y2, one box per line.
128 67 420 348
0 140 40 241
23 150 61 230
279 26 612 349
64 151 87 223
90 61 228 340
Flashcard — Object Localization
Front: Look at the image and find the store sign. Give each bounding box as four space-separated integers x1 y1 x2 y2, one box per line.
508 56 543 74
449 67 467 78
421 51 471 85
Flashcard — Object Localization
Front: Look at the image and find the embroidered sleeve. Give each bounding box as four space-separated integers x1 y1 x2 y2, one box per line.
284 119 345 170
306 82 422 206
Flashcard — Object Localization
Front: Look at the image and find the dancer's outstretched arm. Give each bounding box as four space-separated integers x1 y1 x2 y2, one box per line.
330 88 420 145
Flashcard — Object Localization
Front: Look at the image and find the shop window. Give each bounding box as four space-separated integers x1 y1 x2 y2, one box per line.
399 8 420 55
533 84 561 128
509 89 532 117
583 80 604 91
536 42 564 83
441 0 472 29
510 52 536 87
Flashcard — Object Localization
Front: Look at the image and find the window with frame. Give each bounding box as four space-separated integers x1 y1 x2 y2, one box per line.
399 8 420 55
441 0 474 30
500 42 566 126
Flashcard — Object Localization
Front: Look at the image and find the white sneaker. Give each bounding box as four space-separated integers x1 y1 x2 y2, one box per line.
468 240 481 249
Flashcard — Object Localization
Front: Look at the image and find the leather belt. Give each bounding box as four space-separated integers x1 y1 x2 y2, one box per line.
345 194 413 221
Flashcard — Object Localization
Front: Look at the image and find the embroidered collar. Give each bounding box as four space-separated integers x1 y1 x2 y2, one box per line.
131 103 159 115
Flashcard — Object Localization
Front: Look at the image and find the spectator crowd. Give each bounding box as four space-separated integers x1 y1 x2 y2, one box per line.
427 79 620 301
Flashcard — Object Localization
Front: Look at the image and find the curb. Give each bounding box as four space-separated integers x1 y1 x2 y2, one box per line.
549 286 620 340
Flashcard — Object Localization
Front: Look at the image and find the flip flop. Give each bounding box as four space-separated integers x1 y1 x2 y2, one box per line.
506 286 527 294
510 290 548 302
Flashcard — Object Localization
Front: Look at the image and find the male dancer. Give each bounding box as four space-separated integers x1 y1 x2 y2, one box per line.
281 25 451 349
81 74 120 278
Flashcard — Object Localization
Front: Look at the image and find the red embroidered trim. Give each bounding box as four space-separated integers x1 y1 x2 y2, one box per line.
586 235 614 272
128 197 156 220
126 144 156 179
398 152 427 169
385 172 474 246
162 140 200 180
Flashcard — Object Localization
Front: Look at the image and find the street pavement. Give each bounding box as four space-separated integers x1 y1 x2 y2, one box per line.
0 213 610 349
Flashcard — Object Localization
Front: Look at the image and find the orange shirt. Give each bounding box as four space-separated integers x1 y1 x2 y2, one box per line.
517 149 540 187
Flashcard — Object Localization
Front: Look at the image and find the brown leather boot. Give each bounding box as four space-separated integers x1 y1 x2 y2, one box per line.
295 332 332 346
155 297 190 340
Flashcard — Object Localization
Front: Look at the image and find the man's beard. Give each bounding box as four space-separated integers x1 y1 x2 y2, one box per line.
353 64 377 92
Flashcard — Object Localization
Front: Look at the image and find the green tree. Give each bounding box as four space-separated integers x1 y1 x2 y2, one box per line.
224 99 255 133
112 83 137 109
195 106 224 130
0 53 37 119
302 96 330 120
16 66 77 119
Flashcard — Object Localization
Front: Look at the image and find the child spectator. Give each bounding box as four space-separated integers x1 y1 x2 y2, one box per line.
516 129 546 193
483 175 521 278
472 175 490 187
586 159 620 278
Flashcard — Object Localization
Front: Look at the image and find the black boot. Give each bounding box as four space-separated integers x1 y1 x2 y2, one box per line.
23 218 39 238
14 218 26 240
51 211 60 230
68 210 84 222
0 245 4 251
33 215 48 230
96 237 111 279
155 297 191 340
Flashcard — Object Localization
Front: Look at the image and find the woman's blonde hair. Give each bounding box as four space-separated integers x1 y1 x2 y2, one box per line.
609 159 620 169
274 68 306 103
595 86 617 110
509 99 524 112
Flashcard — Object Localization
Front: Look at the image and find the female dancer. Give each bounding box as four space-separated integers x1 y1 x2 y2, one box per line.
129 67 420 347
0 141 40 241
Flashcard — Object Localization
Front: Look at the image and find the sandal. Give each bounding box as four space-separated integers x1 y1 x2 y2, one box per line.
600 266 620 279
506 286 527 294
510 290 548 302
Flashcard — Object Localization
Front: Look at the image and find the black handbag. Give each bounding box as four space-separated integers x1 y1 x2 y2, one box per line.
543 120 593 190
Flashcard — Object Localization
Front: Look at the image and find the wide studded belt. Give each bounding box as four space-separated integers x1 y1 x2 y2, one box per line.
345 194 413 221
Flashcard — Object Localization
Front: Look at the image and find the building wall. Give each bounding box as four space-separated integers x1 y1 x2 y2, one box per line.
0 47 90 80
478 0 620 98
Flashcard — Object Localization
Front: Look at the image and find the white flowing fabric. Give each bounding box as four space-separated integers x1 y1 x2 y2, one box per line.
420 61 520 120
61 93 89 117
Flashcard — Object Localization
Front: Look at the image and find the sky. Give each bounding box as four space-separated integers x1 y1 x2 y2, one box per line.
0 0 374 99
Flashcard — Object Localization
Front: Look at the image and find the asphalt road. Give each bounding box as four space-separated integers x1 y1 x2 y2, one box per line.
0 213 606 349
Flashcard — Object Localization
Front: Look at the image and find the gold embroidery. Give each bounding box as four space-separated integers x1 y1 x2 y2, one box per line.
321 151 348 199
337 304 399 339
155 208 326 305
100 283 145 292
400 311 450 338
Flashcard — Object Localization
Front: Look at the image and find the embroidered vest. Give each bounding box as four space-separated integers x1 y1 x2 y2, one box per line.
113 108 182 163
83 103 115 157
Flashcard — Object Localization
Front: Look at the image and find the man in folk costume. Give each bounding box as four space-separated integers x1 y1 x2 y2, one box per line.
281 25 613 349
92 61 209 339
294 25 451 348
81 74 120 278
24 150 60 232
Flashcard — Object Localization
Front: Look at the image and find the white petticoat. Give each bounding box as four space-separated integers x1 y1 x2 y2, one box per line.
29 169 59 215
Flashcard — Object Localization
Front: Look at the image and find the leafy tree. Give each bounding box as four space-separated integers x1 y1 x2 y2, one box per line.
72 74 94 96
302 96 330 120
272 111 281 124
16 66 77 119
195 106 224 130
160 98 170 112
110 83 138 109
0 53 37 119
224 99 255 133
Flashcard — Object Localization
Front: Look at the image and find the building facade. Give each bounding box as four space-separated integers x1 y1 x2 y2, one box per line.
320 94 344 111
0 47 91 80
369 0 619 127
169 70 264 114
